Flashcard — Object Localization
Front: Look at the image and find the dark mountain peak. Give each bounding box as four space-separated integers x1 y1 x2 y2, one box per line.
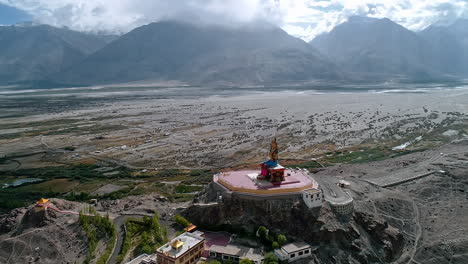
0 24 115 84
310 15 435 81
342 16 405 31
12 21 41 27
347 16 380 24
55 20 341 86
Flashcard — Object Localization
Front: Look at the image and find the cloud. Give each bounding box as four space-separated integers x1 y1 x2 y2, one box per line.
0 0 285 33
1 0 467 40
280 0 468 41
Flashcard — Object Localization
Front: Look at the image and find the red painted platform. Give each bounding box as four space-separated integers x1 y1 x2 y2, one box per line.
214 169 316 195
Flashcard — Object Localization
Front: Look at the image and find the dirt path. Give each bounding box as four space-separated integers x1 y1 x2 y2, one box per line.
108 214 146 264
407 199 422 264
0 228 45 242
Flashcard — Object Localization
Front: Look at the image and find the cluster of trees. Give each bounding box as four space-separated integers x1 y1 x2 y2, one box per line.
67 191 91 202
201 259 255 264
118 213 168 262
203 255 278 264
257 226 287 250
79 206 116 264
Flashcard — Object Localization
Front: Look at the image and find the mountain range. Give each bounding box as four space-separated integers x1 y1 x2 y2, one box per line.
310 16 468 82
0 23 115 84
56 21 341 86
1 17 467 87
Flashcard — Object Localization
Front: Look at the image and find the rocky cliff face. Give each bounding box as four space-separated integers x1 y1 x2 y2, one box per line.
184 184 403 263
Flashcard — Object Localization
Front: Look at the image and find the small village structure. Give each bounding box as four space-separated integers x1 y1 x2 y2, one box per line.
127 254 158 264
34 198 49 212
209 244 264 264
274 242 312 263
302 188 323 208
156 231 205 264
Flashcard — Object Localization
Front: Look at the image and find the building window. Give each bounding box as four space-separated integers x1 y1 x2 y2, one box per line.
299 251 303 256
290 254 295 258
304 250 309 254
223 256 228 260
210 252 216 257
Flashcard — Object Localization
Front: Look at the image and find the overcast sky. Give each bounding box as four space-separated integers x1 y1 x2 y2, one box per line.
1 0 467 41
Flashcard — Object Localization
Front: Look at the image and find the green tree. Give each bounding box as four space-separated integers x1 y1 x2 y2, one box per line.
264 252 279 264
210 260 222 264
141 231 150 244
173 214 191 228
277 234 287 246
267 235 275 244
257 226 268 240
272 241 279 249
141 244 153 254
240 259 254 264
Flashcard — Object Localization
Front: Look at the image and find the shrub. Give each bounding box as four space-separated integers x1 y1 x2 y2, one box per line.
257 226 268 240
277 234 287 246
272 241 279 249
264 252 279 264
173 214 191 228
240 259 254 264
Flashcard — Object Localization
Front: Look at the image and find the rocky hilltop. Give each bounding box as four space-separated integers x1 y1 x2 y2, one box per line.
0 199 89 264
183 183 404 264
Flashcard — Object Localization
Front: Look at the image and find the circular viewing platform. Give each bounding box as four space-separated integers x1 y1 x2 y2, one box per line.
214 169 317 196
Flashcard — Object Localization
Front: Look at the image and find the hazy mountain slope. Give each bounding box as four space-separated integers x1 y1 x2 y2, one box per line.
57 21 342 86
419 19 468 76
310 16 435 81
0 24 115 84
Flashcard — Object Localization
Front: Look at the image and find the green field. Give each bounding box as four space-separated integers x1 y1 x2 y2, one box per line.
0 163 213 212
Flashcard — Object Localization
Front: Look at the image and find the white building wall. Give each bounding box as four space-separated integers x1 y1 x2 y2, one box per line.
302 190 322 208
274 249 288 261
287 248 312 262
276 247 312 263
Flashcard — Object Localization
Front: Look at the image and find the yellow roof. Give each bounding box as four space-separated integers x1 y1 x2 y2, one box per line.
170 240 184 249
184 224 197 232
36 198 49 204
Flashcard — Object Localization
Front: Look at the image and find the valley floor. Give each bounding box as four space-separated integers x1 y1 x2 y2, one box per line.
0 85 467 263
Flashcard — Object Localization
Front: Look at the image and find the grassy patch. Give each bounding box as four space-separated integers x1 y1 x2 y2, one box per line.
324 148 389 164
16 178 79 193
287 160 322 169
0 165 212 212
0 188 58 212
174 184 203 193
8 164 132 182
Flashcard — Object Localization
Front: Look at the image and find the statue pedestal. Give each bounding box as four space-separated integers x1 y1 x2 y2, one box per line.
269 165 285 185
258 164 285 184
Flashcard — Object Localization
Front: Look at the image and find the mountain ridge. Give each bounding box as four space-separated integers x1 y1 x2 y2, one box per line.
54 20 344 87
1 17 468 87
0 24 116 84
